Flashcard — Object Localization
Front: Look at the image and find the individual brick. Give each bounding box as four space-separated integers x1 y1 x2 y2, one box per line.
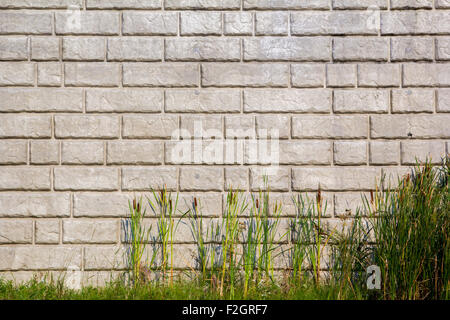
0 0 82 8
0 246 82 270
326 64 356 87
403 63 450 86
62 141 104 165
256 115 290 139
54 115 119 139
390 0 433 9
31 37 60 61
180 12 222 35
180 115 223 138
225 115 255 139
0 115 51 138
391 37 434 61
86 89 163 113
0 62 34 86
224 12 253 35
83 246 126 270
401 141 446 164
0 88 81 112
255 12 288 36
122 12 177 35
0 37 28 60
121 167 178 191
292 115 368 139
370 114 450 138
63 37 105 61
436 37 450 61
0 11 52 34
165 89 240 113
244 37 331 61
334 141 367 165
202 63 288 87
370 141 400 164
165 0 240 9
225 167 248 190
244 89 331 113
0 193 70 218
279 141 331 165
0 141 27 164
249 167 290 192
35 220 60 244
55 11 119 35
333 37 389 61
436 0 450 8
392 89 435 113
0 220 32 244
166 38 240 62
358 64 401 87
122 115 178 139
177 193 222 217
38 63 62 87
107 141 163 165
244 0 330 9
107 37 162 62
64 63 120 87
292 167 380 191
180 167 223 191
332 0 387 9
123 63 198 87
54 167 119 191
334 193 367 217
334 90 389 113
30 140 59 165
291 12 379 35
437 89 450 112
87 0 161 9
0 167 51 191
381 11 450 35
291 64 325 88
63 220 117 244
73 193 130 217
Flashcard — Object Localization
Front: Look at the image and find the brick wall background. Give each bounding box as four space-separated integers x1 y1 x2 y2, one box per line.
0 0 449 285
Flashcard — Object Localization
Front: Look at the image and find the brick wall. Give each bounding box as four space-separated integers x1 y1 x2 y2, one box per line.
0 0 449 285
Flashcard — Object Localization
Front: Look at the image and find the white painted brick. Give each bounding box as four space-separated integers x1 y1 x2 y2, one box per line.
225 167 248 190
224 12 253 35
292 115 368 139
0 167 51 191
381 11 450 35
333 37 389 62
86 89 163 113
63 37 105 61
180 12 222 35
370 141 400 165
358 64 401 87
122 115 178 139
0 37 28 60
327 64 356 87
392 89 435 113
0 193 70 218
30 140 59 165
256 12 288 36
35 220 60 244
31 37 60 61
250 167 290 192
166 89 240 113
121 167 178 191
73 193 130 217
436 37 450 61
123 12 177 35
0 140 27 164
390 37 434 61
65 63 120 87
334 90 389 113
107 141 163 165
437 89 450 112
123 63 198 87
63 220 117 244
180 167 223 191
62 141 104 165
370 115 450 138
166 0 240 9
55 12 119 35
334 141 367 165
54 167 119 191
0 115 52 138
291 64 325 88
403 63 450 87
0 62 34 86
37 63 62 87
55 115 119 139
401 141 446 164
279 141 331 165
107 37 163 62
166 38 240 62
0 220 32 244
0 11 52 34
256 115 290 139
244 0 329 9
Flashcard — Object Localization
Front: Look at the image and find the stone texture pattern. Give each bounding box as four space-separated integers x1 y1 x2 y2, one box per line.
0 1 449 282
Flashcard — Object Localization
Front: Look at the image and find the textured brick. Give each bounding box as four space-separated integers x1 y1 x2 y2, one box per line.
86 89 163 113
437 89 450 112
87 0 161 9
31 37 60 61
202 63 288 87
0 193 70 218
403 63 450 86
244 37 331 62
121 167 178 191
392 89 435 113
244 0 329 9
166 38 240 62
401 141 446 164
250 167 290 192
123 63 198 87
166 0 240 9
30 140 59 165
73 193 130 217
62 141 104 165
291 64 325 88
54 167 119 191
390 0 433 9
180 12 222 35
63 220 117 244
38 63 62 87
107 37 162 62
180 167 223 191
334 90 389 113
0 167 50 191
381 11 450 35
244 89 331 113
225 115 255 138
370 141 400 165
256 115 290 139
107 141 163 165
224 12 253 35
0 0 82 8
436 37 450 61
333 37 389 61
0 11 52 34
63 37 105 61
35 220 60 244
123 12 177 35
84 246 126 270
55 115 119 139
334 141 367 165
0 37 28 61
0 115 51 138
332 0 387 9
225 167 248 190
0 220 32 244
0 88 81 112
65 63 120 87
177 193 222 217
391 37 434 61
436 0 450 8
180 115 223 138
334 193 367 217
256 12 288 36
279 141 331 165
327 64 356 87
370 115 450 138
55 12 119 35
292 115 368 139
0 140 27 164
122 115 178 139
0 62 34 86
358 64 401 87
166 89 240 113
